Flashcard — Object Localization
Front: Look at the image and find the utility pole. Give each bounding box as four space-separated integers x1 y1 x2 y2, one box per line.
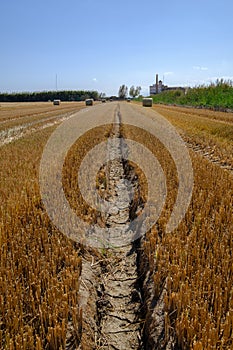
56 74 58 91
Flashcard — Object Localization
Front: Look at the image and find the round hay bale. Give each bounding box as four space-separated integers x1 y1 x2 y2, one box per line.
142 98 153 107
85 98 94 106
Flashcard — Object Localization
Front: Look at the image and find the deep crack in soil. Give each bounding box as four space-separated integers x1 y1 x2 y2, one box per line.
75 104 177 350
76 106 145 350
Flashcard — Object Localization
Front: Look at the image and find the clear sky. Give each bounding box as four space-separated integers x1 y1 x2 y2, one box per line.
1 0 233 96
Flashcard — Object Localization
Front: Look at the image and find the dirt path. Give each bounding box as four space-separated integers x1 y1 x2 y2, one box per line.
78 105 144 349
96 108 143 349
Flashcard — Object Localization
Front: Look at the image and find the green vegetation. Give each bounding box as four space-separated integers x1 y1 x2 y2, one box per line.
0 90 99 102
129 85 141 98
145 79 233 110
118 84 128 99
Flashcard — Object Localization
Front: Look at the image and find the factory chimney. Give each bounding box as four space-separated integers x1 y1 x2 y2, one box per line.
156 74 159 94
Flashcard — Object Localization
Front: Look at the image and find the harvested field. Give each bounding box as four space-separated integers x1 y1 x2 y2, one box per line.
0 101 232 349
0 102 86 122
153 104 233 171
0 102 89 146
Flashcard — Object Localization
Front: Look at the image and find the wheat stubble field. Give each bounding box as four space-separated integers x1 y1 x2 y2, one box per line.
0 101 232 349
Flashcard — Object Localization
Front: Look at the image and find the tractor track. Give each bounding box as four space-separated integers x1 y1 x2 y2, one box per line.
184 138 233 173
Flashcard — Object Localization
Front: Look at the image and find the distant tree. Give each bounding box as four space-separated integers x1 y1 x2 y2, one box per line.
118 85 128 99
99 92 106 99
135 86 141 97
129 85 141 98
129 86 135 98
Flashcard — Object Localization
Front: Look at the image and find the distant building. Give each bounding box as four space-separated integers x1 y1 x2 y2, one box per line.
149 73 188 95
149 80 164 94
149 74 166 95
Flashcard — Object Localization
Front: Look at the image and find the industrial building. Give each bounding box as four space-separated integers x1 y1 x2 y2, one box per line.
149 74 166 95
149 73 188 95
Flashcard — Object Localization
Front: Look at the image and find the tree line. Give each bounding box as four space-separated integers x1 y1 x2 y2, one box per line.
0 90 99 102
0 85 142 102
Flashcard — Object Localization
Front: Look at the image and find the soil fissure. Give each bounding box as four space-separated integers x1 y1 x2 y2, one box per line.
77 105 145 349
95 106 144 349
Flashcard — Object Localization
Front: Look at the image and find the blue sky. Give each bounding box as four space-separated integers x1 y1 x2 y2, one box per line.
1 0 233 96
